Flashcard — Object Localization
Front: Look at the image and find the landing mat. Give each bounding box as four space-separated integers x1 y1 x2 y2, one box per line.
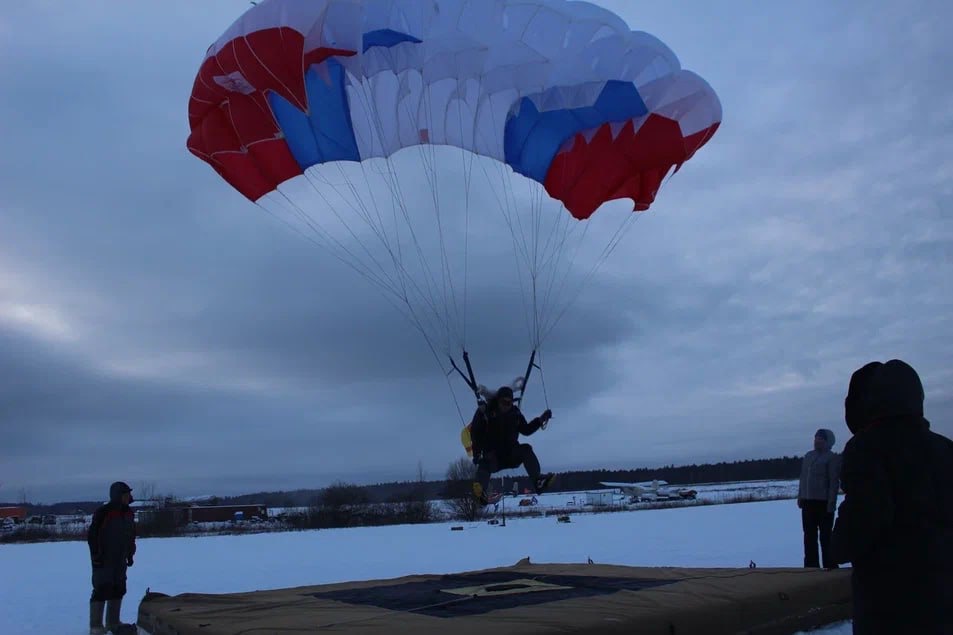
137 560 851 634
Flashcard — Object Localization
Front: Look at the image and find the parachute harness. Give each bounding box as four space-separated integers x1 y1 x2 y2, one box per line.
449 347 550 429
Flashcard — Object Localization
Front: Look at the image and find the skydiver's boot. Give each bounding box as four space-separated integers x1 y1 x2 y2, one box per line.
472 482 501 506
472 482 489 505
89 600 106 635
534 473 555 494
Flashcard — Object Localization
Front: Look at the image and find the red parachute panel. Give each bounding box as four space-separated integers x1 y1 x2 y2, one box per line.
544 115 720 219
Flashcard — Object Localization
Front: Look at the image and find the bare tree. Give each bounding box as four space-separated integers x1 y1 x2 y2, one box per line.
312 481 372 527
443 457 486 521
137 489 182 536
388 461 436 524
136 481 158 504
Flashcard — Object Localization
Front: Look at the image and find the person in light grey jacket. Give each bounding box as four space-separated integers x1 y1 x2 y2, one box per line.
797 428 841 568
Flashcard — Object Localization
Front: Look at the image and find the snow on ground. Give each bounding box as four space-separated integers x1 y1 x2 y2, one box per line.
691 478 800 502
0 495 852 634
268 478 802 519
428 477 802 518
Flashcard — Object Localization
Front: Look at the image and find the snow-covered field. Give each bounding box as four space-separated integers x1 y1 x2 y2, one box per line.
0 491 852 635
492 478 800 510
267 478 802 520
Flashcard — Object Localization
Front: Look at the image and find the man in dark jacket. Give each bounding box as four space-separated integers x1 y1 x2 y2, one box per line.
470 386 553 505
832 360 953 634
797 428 841 568
87 481 137 634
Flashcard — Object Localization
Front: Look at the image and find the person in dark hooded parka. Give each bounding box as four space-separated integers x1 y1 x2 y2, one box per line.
87 481 137 634
797 428 840 568
832 360 953 635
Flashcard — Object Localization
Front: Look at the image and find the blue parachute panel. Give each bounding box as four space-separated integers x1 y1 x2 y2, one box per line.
504 81 649 183
363 29 422 53
267 61 360 171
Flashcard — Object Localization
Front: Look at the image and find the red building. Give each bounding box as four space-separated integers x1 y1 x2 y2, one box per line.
186 505 267 523
0 507 27 520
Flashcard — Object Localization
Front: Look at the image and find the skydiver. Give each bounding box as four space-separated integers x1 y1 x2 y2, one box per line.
469 385 554 505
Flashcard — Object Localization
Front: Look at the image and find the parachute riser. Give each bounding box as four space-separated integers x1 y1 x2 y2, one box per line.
449 351 483 405
514 349 539 407
449 348 541 411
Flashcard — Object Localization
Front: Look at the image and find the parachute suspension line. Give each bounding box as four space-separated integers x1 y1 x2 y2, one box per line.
381 155 457 358
415 72 466 357
536 348 551 410
485 158 538 351
529 184 558 353
313 166 467 424
539 212 641 344
319 61 468 407
443 366 467 425
355 160 407 290
478 100 542 351
491 97 563 356
530 157 600 346
299 169 451 347
501 161 539 343
414 83 464 356
457 89 477 349
358 153 451 345
533 148 599 343
325 163 458 357
348 79 459 357
379 152 455 356
260 188 400 300
535 207 589 345
299 170 405 294
402 300 467 426
530 189 543 357
328 162 416 304
526 143 575 339
501 163 536 276
293 180 464 423
257 192 450 360
377 102 460 356
490 158 549 355
531 143 597 344
283 80 457 370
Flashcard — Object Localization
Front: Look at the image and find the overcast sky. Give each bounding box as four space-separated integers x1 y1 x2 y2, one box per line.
2 1 951 503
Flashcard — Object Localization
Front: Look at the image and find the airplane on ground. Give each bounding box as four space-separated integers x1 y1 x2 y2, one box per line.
598 480 698 502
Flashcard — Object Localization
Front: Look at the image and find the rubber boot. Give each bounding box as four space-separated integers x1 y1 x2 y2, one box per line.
105 598 122 632
89 600 106 634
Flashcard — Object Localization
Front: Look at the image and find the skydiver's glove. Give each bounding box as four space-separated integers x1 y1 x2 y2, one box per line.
539 409 553 428
126 555 134 567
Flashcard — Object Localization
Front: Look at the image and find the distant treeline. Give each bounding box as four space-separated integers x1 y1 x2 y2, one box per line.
9 456 801 513
213 456 803 508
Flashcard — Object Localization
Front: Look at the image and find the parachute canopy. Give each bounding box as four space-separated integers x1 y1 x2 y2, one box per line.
187 0 722 409
187 0 721 220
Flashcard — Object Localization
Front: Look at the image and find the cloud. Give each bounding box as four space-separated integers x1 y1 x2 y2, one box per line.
1 1 952 502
